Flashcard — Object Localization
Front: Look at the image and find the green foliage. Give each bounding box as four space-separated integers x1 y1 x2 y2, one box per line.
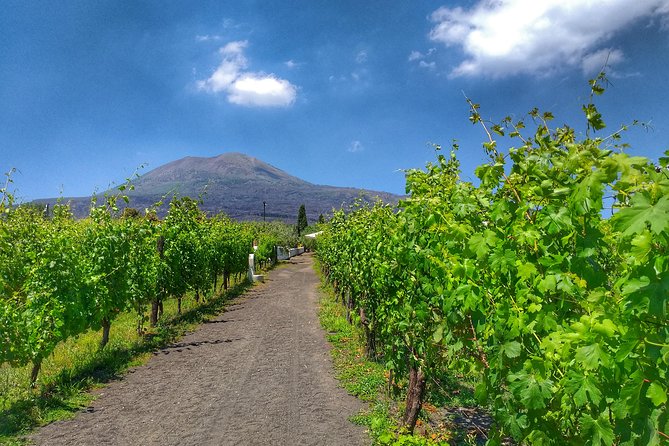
0 204 88 378
318 75 669 444
0 190 256 385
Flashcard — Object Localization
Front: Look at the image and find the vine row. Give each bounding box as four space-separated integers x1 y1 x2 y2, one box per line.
317 78 668 445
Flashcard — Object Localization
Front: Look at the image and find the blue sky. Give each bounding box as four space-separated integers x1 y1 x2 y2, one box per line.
2 1 669 201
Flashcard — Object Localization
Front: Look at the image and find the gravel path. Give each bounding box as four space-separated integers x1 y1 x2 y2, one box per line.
30 253 366 446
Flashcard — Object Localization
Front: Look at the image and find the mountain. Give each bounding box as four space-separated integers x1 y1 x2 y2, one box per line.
35 153 402 222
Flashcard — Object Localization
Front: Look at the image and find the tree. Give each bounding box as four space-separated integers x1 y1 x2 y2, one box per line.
318 213 325 224
121 207 140 219
297 204 308 236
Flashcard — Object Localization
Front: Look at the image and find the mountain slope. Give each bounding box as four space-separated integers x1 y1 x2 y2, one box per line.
36 153 401 221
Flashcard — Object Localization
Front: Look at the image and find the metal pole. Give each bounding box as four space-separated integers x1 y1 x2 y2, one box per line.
263 201 266 222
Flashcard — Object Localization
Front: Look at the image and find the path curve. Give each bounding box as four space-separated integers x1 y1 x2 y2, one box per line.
30 253 365 446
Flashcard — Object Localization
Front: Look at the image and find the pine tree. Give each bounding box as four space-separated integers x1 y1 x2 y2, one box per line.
297 204 308 236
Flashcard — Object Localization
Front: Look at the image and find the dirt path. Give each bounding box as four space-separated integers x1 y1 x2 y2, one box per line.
30 253 366 446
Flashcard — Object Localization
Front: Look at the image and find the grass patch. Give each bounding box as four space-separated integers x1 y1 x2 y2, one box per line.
318 286 386 403
0 276 251 445
317 277 441 445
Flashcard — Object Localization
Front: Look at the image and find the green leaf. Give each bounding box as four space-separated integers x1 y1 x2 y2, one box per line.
622 277 650 296
576 343 611 370
612 372 644 418
647 382 667 406
468 230 497 259
510 371 553 410
611 193 669 236
538 274 557 293
490 249 516 274
583 103 606 132
649 272 669 317
517 262 537 281
622 273 669 317
527 302 542 313
521 377 552 410
574 375 603 406
474 381 488 402
432 325 443 343
580 414 615 446
660 151 669 167
501 341 521 358
592 319 617 338
615 340 638 362
571 169 607 214
630 231 652 261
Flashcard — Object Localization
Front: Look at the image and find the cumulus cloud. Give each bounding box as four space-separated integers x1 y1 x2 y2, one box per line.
428 0 669 77
348 140 364 153
197 40 297 107
228 75 298 107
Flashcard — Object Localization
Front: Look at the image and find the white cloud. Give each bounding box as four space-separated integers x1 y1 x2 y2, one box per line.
348 140 364 153
408 51 423 62
429 0 669 78
228 75 297 107
285 59 300 69
408 48 436 62
581 48 625 75
356 50 368 64
419 61 436 70
197 40 297 107
408 48 438 70
196 34 221 42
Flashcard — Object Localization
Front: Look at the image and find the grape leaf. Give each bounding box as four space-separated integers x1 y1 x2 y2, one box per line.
501 341 521 358
517 262 537 281
580 414 615 446
611 193 669 236
510 372 553 410
468 233 490 259
575 375 603 406
564 370 603 407
646 382 667 407
576 343 611 370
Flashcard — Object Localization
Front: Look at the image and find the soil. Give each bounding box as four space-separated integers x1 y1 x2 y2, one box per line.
29 253 366 446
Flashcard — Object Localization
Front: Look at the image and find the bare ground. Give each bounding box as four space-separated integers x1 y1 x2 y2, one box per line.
29 253 366 446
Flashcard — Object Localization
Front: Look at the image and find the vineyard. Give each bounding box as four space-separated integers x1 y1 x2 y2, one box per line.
0 185 297 389
317 78 669 445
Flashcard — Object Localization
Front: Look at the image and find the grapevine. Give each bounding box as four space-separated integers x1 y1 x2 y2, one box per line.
0 186 289 386
317 76 668 444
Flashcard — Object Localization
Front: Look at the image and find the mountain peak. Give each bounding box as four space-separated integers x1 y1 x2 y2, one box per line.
35 152 401 221
138 152 306 186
